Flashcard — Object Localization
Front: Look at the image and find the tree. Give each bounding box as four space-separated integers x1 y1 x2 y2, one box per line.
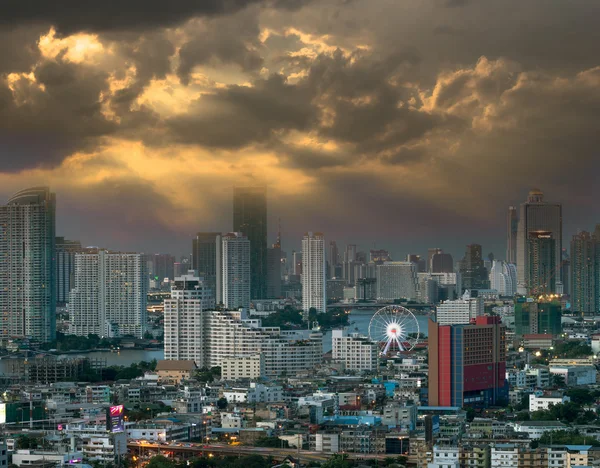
254 437 289 448
146 456 175 468
551 374 566 388
321 454 354 468
217 397 228 409
463 406 476 422
565 388 595 405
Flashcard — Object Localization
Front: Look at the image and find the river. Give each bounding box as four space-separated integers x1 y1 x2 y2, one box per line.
321 309 431 353
0 309 431 374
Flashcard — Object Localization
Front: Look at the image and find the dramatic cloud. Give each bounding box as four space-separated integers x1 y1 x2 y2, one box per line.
0 0 600 258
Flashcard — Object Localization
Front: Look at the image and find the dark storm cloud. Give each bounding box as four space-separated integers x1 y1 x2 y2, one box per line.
0 59 115 171
167 74 314 148
0 0 312 34
0 26 44 74
177 11 264 85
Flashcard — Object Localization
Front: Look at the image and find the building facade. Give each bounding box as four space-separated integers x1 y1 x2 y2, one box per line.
302 232 326 316
377 262 418 301
570 229 600 315
429 316 507 407
55 237 83 304
527 231 556 295
220 232 251 309
164 273 215 364
0 187 56 343
192 232 221 297
459 244 490 292
331 329 379 371
517 189 562 295
435 292 483 325
233 186 267 300
69 250 148 338
507 206 518 264
489 260 517 297
514 297 562 338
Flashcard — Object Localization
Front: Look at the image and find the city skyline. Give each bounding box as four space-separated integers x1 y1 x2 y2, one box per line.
1 1 599 259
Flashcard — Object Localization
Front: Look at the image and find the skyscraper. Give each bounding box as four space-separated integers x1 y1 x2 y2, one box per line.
328 241 339 278
376 262 419 301
431 253 454 273
69 250 148 338
429 316 507 407
517 189 562 294
514 296 562 337
507 206 518 264
0 187 56 343
152 253 175 282
164 272 215 365
192 232 221 296
55 237 83 305
527 231 556 295
570 230 599 315
302 232 326 317
267 229 282 299
459 244 490 292
221 232 251 309
427 248 443 272
233 186 267 300
488 260 517 296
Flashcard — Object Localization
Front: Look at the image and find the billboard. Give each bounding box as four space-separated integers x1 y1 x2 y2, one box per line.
107 405 124 433
0 403 5 424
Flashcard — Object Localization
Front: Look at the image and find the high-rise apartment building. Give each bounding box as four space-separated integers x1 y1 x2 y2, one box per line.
192 232 221 296
266 245 282 299
0 187 56 343
429 316 507 407
570 230 599 315
220 232 251 309
152 253 175 283
302 232 326 316
514 296 562 338
517 189 562 294
376 262 418 301
436 291 484 325
202 310 323 376
370 249 391 264
507 206 518 264
459 244 489 292
328 241 339 278
331 329 379 371
233 186 267 300
163 272 215 365
69 250 148 338
489 260 517 296
527 231 556 295
55 237 83 305
292 251 302 276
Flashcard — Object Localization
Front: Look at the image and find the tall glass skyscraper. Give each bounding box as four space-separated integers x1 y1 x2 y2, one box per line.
516 189 562 294
233 186 267 300
0 187 56 343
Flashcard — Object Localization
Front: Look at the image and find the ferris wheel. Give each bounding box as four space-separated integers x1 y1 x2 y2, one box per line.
368 305 420 355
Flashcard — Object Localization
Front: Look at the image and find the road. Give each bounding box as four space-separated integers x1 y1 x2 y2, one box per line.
128 441 388 463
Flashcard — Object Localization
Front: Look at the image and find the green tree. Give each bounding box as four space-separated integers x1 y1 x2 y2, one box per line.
254 437 289 448
217 397 228 409
321 454 354 468
146 456 175 468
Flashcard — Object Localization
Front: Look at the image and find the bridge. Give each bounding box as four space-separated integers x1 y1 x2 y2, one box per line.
128 441 388 464
326 302 434 313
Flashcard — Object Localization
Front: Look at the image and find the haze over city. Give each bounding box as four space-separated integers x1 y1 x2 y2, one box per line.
1 0 600 257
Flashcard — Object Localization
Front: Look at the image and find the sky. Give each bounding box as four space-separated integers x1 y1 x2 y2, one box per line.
1 0 599 260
